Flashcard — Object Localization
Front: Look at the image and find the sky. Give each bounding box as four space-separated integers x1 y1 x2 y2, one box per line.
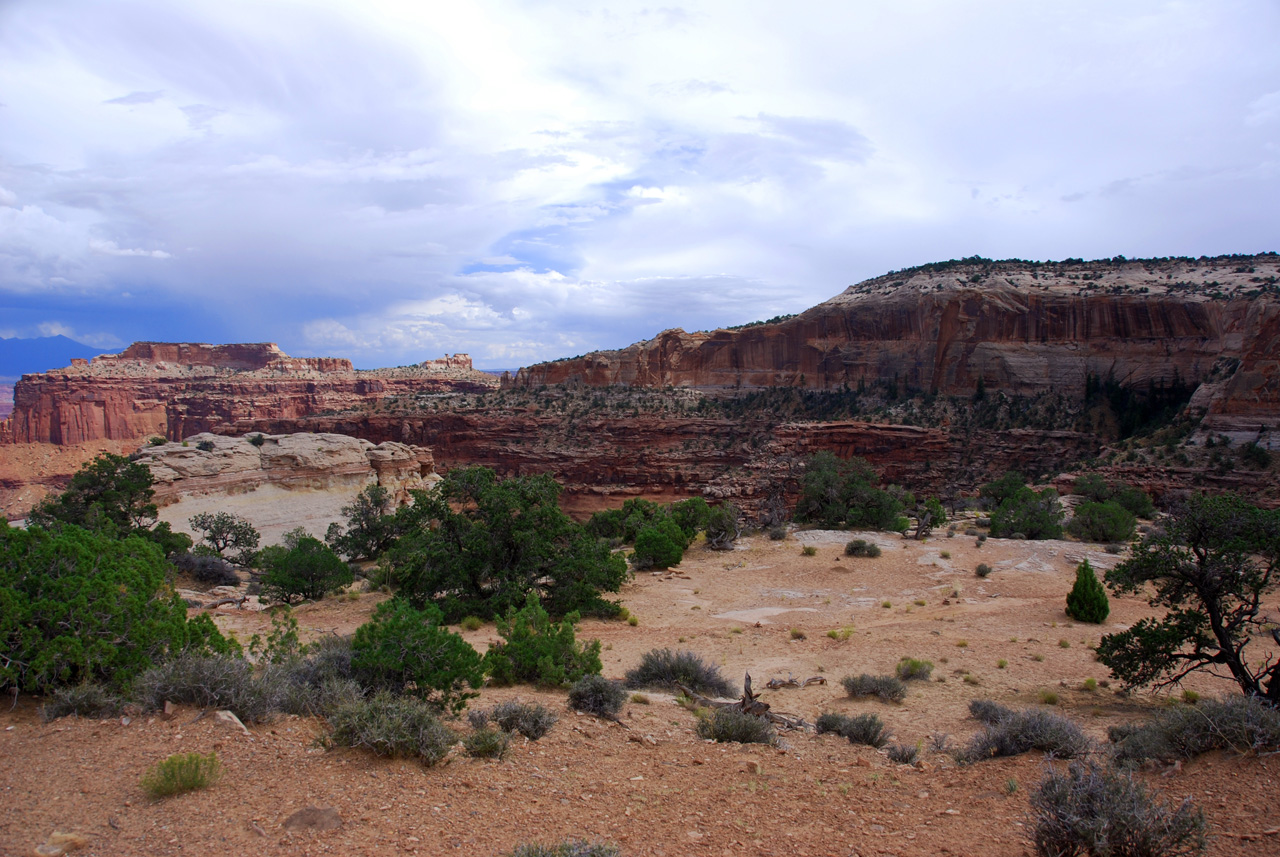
1 1 1279 370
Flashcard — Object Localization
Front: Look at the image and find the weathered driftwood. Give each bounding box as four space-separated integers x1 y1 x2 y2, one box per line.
677 672 813 732
765 675 827 689
203 596 249 611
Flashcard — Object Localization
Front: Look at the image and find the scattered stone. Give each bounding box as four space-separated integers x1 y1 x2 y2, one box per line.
853 758 872 768
282 806 343 832
213 710 249 735
162 701 177 720
744 760 762 775
33 831 89 856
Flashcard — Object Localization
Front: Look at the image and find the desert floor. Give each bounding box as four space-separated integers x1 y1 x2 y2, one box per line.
4 527 1279 857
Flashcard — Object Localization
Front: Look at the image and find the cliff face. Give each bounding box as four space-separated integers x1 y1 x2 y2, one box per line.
213 410 1119 519
3 343 497 445
515 255 1280 436
137 432 438 546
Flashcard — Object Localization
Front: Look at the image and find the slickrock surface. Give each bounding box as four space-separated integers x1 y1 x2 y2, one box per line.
137 432 437 545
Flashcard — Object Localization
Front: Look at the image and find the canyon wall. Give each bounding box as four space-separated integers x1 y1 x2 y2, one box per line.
2 343 497 445
514 256 1280 437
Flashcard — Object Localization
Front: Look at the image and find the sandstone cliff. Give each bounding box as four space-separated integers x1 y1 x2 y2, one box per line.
138 432 438 546
2 343 497 445
514 254 1280 438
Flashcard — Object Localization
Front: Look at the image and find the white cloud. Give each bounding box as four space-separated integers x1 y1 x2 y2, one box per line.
88 239 172 259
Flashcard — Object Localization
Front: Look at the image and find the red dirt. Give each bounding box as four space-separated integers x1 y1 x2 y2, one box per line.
4 527 1279 856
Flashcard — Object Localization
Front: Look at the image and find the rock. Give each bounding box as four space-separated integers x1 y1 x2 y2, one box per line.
5 343 494 445
33 831 89 856
744 760 762 775
213 710 249 735
162 701 177 720
282 806 343 832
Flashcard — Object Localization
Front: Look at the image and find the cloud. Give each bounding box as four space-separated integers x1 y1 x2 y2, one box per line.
103 89 164 105
0 0 1277 371
88 239 172 258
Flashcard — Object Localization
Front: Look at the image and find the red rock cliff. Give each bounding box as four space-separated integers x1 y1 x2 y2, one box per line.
3 343 497 445
515 255 1280 434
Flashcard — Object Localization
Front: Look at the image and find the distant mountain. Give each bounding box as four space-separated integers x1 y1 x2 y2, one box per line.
0 335 113 379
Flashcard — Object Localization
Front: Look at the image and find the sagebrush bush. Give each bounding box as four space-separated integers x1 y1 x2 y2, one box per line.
275 635 362 717
887 742 920 765
624 648 734 697
840 674 907 703
895 657 934 681
963 708 1090 762
173 552 240 587
463 726 511 760
969 699 1014 725
351 599 483 715
768 524 788 540
491 700 558 740
1109 695 1280 764
845 539 882 558
134 653 283 723
568 674 628 719
1030 760 1207 857
328 691 456 764
816 712 889 747
40 682 123 721
696 707 775 745
504 841 620 857
484 594 602 688
141 752 222 799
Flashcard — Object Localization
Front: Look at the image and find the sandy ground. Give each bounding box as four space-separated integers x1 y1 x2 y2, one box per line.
4 527 1280 857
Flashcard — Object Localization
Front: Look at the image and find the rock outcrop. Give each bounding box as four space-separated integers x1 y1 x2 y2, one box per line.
2 342 496 445
514 255 1280 439
138 432 437 545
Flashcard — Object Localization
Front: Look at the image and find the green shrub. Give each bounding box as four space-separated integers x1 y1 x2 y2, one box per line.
484 594 602 688
463 727 511 759
696 707 775 744
196 440 216 452
503 841 620 857
1065 559 1109 624
1109 695 1280 764
1111 484 1156 519
40 682 123 721
1030 760 1206 857
328 691 456 764
248 433 266 446
258 533 353 605
844 539 882 558
324 485 403 562
0 523 231 693
795 452 906 530
632 518 686 570
385 467 627 621
1068 501 1136 543
491 700 558 740
840 674 907 703
350 599 483 715
895 657 934 681
133 653 283 723
568 674 627 718
963 708 1090 762
189 511 260 566
141 752 222 799
801 545 817 556
704 502 741 550
975 563 993 578
990 487 1064 540
624 648 734 697
669 497 711 544
460 615 484 631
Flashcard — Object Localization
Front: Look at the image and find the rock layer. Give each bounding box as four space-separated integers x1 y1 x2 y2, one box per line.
3 342 496 445
515 255 1280 437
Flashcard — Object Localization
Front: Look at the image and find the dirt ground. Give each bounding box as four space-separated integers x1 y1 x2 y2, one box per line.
4 527 1280 857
